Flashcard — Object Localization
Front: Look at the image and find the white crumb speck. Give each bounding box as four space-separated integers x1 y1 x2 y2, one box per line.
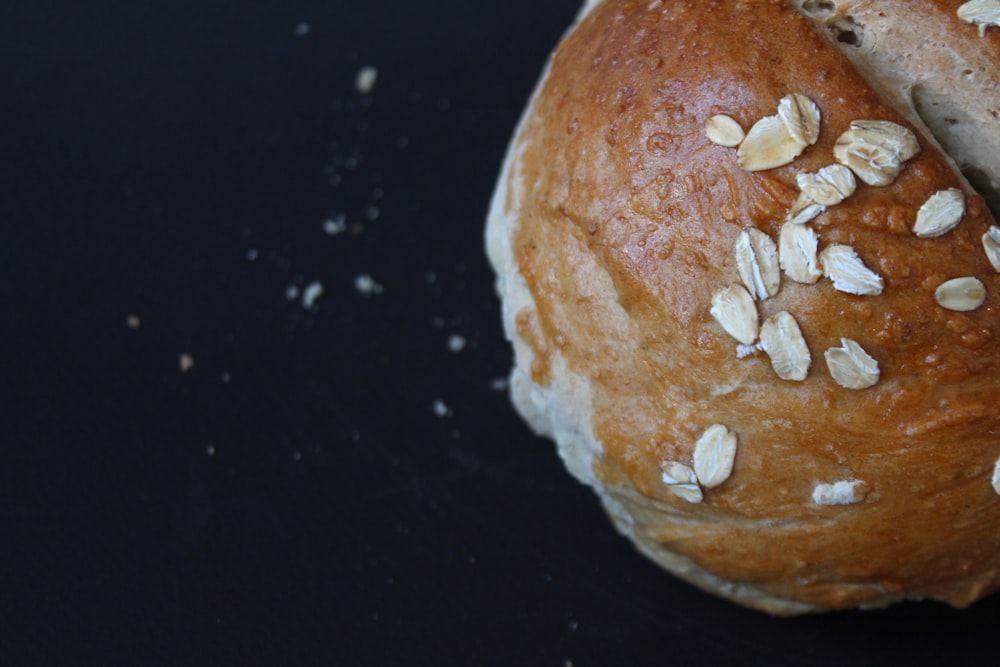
179 353 195 373
322 214 347 236
354 273 384 295
489 377 509 392
294 22 310 36
431 316 445 328
292 450 302 462
812 479 864 506
246 248 259 262
425 272 437 284
447 334 467 353
366 206 380 221
736 343 760 359
432 399 451 417
220 371 232 384
125 314 141 329
355 66 378 94
302 281 325 308
285 285 300 301
206 445 216 456
396 136 410 149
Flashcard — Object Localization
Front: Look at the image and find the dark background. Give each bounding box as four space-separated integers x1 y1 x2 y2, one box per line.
1 1 995 664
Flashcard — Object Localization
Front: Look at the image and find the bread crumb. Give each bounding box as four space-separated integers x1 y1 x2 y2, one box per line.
206 445 216 456
322 214 347 236
246 248 259 261
354 273 383 295
179 353 195 373
125 314 141 329
285 285 300 301
302 281 325 308
447 334 467 353
432 399 451 417
220 371 232 383
294 22 310 36
489 377 509 392
366 206 380 221
355 66 378 94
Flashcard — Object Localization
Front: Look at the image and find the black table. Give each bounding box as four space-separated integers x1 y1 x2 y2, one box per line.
3 1 995 664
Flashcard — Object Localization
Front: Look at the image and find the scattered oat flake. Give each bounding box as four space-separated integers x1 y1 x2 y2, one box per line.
447 334 467 352
834 120 919 186
355 66 378 94
779 223 821 284
705 114 745 147
788 164 856 224
983 227 1000 271
735 229 780 300
660 461 703 503
913 188 965 238
302 281 325 308
825 338 880 389
693 424 738 489
736 93 819 172
958 0 1000 36
812 479 864 506
992 456 1000 495
179 353 195 373
354 273 384 295
819 244 884 296
126 314 141 329
710 284 759 345
935 276 986 311
759 311 811 381
777 93 821 146
736 115 803 172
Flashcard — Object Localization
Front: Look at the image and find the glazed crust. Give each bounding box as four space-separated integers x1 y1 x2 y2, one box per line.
488 0 1000 613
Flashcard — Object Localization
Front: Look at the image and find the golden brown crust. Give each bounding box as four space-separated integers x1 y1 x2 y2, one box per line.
491 0 1000 612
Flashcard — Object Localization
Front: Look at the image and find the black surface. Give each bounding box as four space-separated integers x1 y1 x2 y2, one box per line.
2 1 996 664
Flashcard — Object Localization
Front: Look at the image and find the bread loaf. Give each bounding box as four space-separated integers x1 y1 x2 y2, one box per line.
486 0 1000 614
